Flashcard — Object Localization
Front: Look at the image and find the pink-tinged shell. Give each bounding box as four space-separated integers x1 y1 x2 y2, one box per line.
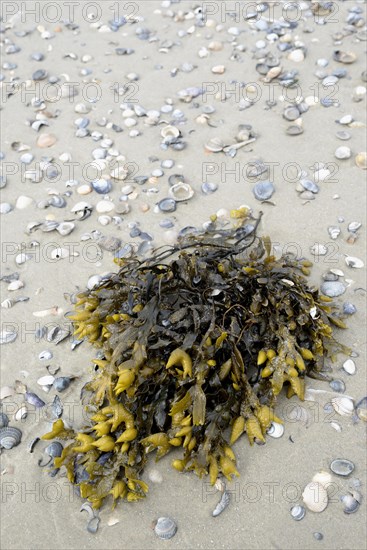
302 481 328 512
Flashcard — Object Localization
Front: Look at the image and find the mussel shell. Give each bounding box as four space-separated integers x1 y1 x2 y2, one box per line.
45 441 63 457
330 458 354 477
53 377 72 392
0 412 9 428
154 517 177 540
25 391 46 408
0 426 22 449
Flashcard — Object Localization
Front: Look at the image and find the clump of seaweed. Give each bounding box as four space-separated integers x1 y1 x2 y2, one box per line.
42 209 348 509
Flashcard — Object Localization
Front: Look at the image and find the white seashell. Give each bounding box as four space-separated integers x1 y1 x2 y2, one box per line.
330 421 342 432
77 184 92 195
15 195 33 209
98 215 111 226
96 200 115 213
0 330 17 344
345 256 364 269
312 471 333 489
1 299 14 309
266 421 284 438
342 359 356 375
50 247 77 260
288 49 305 62
205 137 225 153
302 482 328 512
310 243 327 256
0 203 13 214
313 168 330 182
56 222 75 236
0 386 15 400
7 280 24 291
14 405 28 421
331 396 354 416
168 182 194 202
37 375 55 387
87 275 102 290
212 65 225 74
71 201 92 213
329 268 344 277
328 226 340 240
124 117 137 128
110 166 128 180
161 125 180 139
335 146 351 160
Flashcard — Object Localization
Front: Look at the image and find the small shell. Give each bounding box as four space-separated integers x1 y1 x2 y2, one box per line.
0 427 22 449
157 198 176 213
253 180 275 201
341 492 360 514
0 413 9 428
345 256 364 269
0 330 17 344
53 377 72 392
37 375 55 387
168 183 194 202
328 226 340 240
330 421 342 432
342 359 356 375
39 350 53 361
212 490 230 517
331 396 354 416
87 517 100 534
343 303 357 315
355 152 367 169
0 386 14 400
14 405 28 421
154 517 177 540
312 471 333 489
356 397 367 422
333 50 357 64
161 125 180 140
302 482 328 512
266 421 284 438
45 441 63 457
56 222 75 236
205 137 225 153
330 459 355 477
310 243 327 256
290 505 306 521
329 379 345 393
8 280 24 291
320 281 346 297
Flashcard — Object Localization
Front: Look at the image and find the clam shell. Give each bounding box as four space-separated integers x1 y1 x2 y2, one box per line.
342 359 356 375
266 421 284 438
302 482 328 512
290 505 305 521
0 427 22 449
168 183 194 202
205 137 225 152
312 471 333 488
330 458 354 477
331 396 354 416
345 256 364 269
154 517 177 540
161 125 180 139
320 281 346 297
341 492 360 514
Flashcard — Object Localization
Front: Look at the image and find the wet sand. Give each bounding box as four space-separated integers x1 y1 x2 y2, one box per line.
1 2 366 549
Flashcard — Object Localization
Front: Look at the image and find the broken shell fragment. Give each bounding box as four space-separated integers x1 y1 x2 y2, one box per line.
333 50 357 64
14 405 28 421
342 359 356 375
345 256 364 269
168 183 194 202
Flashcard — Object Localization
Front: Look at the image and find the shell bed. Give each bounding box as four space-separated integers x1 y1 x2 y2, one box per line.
42 210 348 509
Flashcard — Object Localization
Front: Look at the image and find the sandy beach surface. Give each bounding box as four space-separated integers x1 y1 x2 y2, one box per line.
0 1 366 549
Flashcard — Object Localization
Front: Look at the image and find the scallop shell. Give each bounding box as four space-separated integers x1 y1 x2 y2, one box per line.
345 256 364 269
331 396 354 416
168 183 194 202
266 421 284 438
302 482 328 512
0 427 22 449
290 505 306 521
154 517 177 540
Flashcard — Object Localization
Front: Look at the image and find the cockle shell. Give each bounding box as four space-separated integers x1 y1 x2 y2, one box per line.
331 396 354 416
0 427 22 449
302 481 328 512
154 517 177 539
160 125 180 139
312 471 333 489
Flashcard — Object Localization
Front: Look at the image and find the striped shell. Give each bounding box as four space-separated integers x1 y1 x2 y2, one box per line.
302 481 328 512
0 426 22 449
154 517 177 540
